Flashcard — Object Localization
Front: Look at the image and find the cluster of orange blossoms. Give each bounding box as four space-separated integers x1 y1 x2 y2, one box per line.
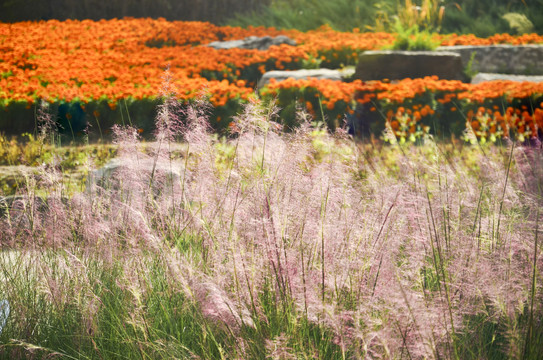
263 76 543 141
0 19 397 106
1 18 542 141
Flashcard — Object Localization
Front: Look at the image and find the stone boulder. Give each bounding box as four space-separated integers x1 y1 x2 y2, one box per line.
86 158 182 198
437 45 543 75
206 35 296 51
353 50 466 81
258 68 355 89
0 195 68 218
471 73 543 84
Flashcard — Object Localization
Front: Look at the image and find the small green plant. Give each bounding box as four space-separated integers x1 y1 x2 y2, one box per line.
301 54 323 69
389 21 440 51
464 51 479 80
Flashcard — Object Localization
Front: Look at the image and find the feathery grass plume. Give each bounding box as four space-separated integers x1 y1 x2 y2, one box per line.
180 89 213 144
2 73 543 358
513 145 543 203
36 99 58 145
155 67 184 144
230 96 282 136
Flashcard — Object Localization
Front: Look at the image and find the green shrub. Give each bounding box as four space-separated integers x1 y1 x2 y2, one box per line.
388 22 440 51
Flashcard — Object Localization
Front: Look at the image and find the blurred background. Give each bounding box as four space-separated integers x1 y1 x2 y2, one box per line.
1 0 542 36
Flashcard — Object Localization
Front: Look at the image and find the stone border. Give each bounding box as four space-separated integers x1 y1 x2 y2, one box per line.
437 45 543 76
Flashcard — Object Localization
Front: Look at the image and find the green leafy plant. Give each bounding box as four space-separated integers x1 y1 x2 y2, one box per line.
463 51 479 80
389 21 440 51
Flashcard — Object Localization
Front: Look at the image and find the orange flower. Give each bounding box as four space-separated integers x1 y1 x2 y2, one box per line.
386 109 394 121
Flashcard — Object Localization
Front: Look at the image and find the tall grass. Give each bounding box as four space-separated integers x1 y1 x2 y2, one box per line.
0 91 542 358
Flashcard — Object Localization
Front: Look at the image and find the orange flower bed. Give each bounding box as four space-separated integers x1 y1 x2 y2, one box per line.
1 18 542 139
262 76 543 142
438 32 543 46
2 18 541 106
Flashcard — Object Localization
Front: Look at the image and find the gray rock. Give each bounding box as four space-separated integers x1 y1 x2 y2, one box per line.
437 45 543 75
206 35 296 51
0 300 9 335
471 73 543 84
354 50 466 81
258 68 355 89
86 158 182 198
0 194 68 218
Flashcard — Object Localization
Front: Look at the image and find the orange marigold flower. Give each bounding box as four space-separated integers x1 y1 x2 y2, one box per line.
386 109 394 120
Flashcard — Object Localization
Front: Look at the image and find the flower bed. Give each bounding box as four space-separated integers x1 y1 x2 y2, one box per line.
262 76 543 143
1 18 543 141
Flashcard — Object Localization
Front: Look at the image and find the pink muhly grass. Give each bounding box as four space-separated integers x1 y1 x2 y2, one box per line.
1 69 542 358
154 67 184 144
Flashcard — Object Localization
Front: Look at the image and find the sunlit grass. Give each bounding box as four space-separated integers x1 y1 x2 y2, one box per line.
0 97 542 359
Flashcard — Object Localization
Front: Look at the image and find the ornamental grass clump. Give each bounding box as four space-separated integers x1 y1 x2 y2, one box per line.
0 75 542 358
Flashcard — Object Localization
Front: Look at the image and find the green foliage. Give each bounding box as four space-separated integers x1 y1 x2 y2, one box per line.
0 134 116 168
502 12 535 34
463 50 479 80
227 0 543 35
0 98 247 143
227 0 383 32
388 22 440 51
395 0 446 33
0 0 271 24
2 0 542 35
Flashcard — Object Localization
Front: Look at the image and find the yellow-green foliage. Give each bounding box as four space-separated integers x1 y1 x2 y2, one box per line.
0 134 21 165
395 0 445 32
502 12 535 34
